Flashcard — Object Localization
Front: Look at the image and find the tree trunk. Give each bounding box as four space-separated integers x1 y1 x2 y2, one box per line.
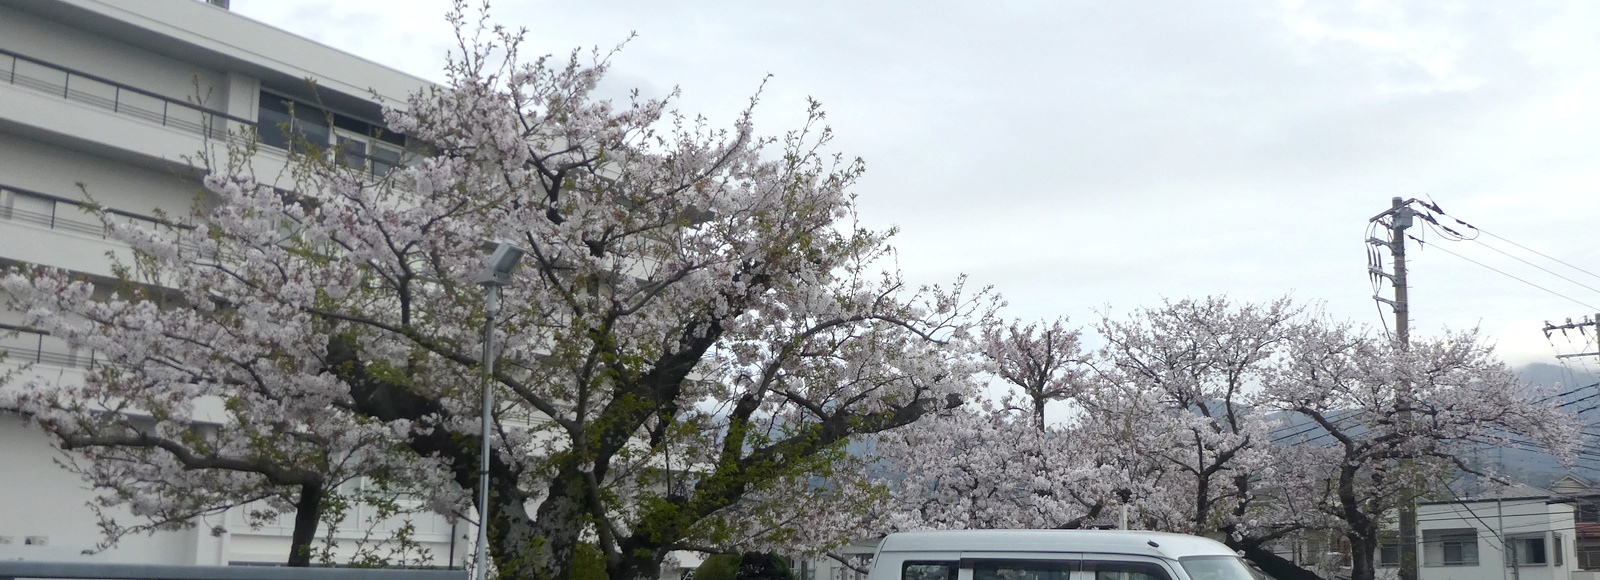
611 544 667 580
1033 397 1047 432
512 466 590 580
287 482 324 567
1347 533 1377 580
1232 541 1326 580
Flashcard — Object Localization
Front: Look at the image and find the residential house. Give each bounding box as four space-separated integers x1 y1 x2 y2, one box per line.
1404 491 1576 580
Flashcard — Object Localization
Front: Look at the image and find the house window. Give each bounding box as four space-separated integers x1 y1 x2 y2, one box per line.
1378 539 1401 568
1424 530 1479 567
1580 504 1600 524
1509 537 1549 567
1577 539 1600 569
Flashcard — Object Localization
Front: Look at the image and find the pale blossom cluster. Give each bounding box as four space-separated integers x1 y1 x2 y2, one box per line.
856 297 1578 580
0 1 996 577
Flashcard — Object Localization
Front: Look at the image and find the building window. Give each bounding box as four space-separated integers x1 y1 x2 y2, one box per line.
1509 537 1549 567
1424 530 1479 567
257 91 407 176
257 92 329 154
333 113 406 176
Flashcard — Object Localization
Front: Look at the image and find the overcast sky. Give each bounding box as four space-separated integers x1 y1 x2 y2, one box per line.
233 0 1600 372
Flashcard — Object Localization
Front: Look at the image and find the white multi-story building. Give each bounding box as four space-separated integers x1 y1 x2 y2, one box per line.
0 0 471 566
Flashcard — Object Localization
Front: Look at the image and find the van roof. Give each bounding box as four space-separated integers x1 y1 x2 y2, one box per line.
876 530 1238 560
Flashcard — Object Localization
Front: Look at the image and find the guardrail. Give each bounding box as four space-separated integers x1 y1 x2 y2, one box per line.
0 561 466 580
0 47 254 139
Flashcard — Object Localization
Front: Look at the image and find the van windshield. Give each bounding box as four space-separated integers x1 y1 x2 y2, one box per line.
1179 556 1257 580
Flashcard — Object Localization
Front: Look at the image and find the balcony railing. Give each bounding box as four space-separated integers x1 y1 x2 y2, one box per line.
0 182 199 247
0 323 92 369
0 47 254 139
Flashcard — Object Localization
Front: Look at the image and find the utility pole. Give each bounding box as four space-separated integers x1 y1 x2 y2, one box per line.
1369 197 1417 580
1543 315 1600 360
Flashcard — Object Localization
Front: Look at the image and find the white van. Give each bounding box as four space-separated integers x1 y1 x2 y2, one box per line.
867 530 1257 580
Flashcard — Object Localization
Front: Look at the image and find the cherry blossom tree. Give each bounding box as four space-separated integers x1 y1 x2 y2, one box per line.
865 316 1107 534
0 3 995 578
982 318 1087 430
864 298 1575 580
868 302 1292 539
1264 322 1579 580
1090 298 1313 559
872 398 1112 531
1092 298 1291 533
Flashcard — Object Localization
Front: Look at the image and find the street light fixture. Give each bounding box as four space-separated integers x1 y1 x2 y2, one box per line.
473 241 524 580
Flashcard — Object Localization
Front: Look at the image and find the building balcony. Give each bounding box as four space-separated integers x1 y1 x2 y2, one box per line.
0 182 195 278
1 46 250 141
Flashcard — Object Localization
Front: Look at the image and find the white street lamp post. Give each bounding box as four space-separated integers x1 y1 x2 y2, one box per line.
472 242 525 580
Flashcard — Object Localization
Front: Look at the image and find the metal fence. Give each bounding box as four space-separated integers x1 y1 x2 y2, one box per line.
0 47 253 139
0 561 466 580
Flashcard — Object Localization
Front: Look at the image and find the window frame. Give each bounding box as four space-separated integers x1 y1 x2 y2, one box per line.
1508 536 1550 567
902 560 958 580
1423 529 1480 567
1377 537 1401 568
257 89 408 176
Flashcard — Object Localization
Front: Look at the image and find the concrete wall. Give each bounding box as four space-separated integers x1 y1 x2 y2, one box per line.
0 412 214 565
0 130 200 277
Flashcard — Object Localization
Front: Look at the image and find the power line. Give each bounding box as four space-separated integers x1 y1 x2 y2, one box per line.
1553 328 1600 378
1541 381 1599 406
1407 234 1600 312
1268 382 1593 449
1447 217 1600 285
1271 409 1361 443
1468 237 1600 298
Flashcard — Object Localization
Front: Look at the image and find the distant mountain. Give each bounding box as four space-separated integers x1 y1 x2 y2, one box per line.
1261 364 1600 494
1452 363 1600 491
1517 362 1600 393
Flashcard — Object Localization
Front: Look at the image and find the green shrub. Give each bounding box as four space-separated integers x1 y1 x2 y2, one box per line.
571 542 608 580
696 554 742 580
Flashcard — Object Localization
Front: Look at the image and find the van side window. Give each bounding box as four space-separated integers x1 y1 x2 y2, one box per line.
1082 561 1172 580
972 559 1075 580
903 561 958 580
